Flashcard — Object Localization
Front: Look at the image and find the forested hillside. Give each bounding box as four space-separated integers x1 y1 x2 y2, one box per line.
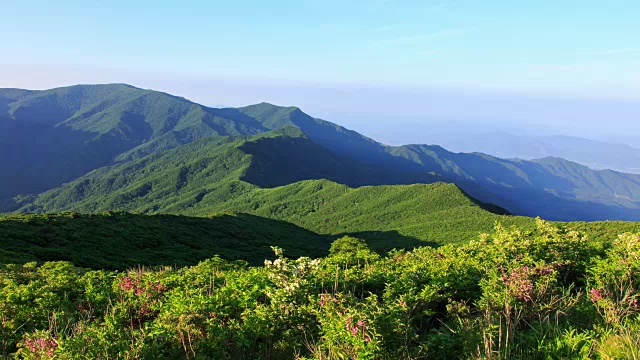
2 84 640 221
0 84 261 196
2 194 638 271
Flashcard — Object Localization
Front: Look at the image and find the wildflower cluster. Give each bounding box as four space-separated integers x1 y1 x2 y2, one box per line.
500 264 555 302
118 273 166 322
345 317 371 343
119 275 166 296
588 232 640 324
264 247 320 299
24 337 57 357
319 293 339 308
589 288 604 302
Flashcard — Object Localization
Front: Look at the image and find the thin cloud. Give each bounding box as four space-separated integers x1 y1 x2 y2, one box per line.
364 0 452 14
588 48 640 56
527 63 597 73
373 27 477 45
423 0 454 11
416 49 442 56
631 72 640 88
377 1 453 32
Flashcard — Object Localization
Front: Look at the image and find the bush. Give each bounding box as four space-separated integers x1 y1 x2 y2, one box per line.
1 221 639 359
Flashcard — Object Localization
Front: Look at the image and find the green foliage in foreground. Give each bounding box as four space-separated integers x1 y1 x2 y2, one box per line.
2 220 640 359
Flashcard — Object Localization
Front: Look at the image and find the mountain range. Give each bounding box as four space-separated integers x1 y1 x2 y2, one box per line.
2 84 640 221
416 131 640 174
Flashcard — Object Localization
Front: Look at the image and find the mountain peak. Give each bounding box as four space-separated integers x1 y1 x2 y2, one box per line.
244 102 301 114
255 101 297 109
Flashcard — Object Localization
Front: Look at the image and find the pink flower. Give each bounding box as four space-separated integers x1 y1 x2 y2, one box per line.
24 337 57 355
345 318 370 337
119 276 165 298
319 294 337 308
589 288 603 302
538 267 554 275
350 325 358 336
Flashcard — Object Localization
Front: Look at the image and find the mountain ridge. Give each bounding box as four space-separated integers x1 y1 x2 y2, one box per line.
2 84 640 221
413 130 640 174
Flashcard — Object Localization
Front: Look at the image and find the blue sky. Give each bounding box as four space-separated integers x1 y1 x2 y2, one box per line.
1 0 639 143
3 0 640 94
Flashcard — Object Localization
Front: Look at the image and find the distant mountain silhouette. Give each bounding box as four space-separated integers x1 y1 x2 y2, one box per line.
415 131 640 174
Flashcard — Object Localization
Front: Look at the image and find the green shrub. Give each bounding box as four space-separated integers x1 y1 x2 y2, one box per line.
1 221 639 359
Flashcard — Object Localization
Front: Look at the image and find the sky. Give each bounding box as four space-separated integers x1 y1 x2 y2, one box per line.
1 0 639 144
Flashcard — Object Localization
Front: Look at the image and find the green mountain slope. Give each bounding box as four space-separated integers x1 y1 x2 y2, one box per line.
237 103 392 164
0 86 392 199
0 84 269 197
388 145 640 220
2 122 639 267
3 84 640 221
5 127 638 256
236 103 640 221
10 128 437 213
194 180 525 247
0 126 522 247
0 129 450 243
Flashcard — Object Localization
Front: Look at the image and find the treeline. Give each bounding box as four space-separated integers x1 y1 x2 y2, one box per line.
1 219 639 359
